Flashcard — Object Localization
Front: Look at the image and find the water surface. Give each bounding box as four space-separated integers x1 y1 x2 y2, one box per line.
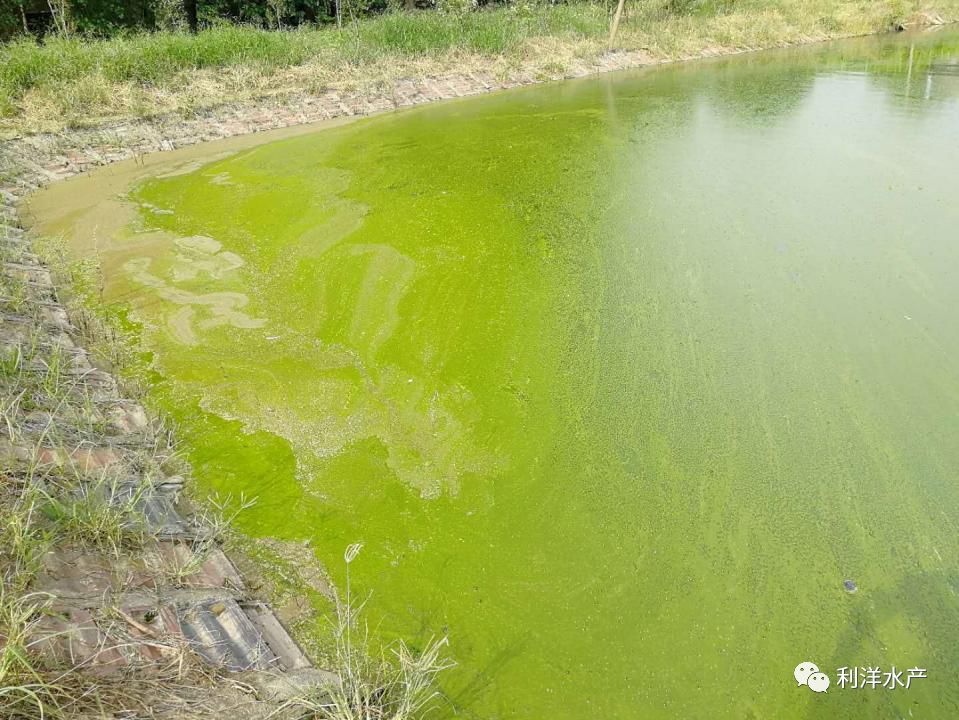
31 30 959 719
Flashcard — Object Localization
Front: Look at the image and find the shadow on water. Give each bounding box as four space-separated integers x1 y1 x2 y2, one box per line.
814 569 959 718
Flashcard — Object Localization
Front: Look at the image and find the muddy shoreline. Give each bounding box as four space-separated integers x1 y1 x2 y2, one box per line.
0 26 922 199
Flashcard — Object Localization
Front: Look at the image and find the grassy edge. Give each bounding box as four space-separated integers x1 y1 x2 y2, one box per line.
0 0 956 137
0 230 247 717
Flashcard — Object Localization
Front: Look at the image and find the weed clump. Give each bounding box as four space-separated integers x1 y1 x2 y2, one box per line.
284 544 455 720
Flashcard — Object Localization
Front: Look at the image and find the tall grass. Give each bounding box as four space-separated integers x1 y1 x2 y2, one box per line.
0 5 605 114
0 0 944 135
1 0 947 134
284 544 454 720
0 586 58 720
0 24 333 97
347 5 607 57
38 471 150 556
0 490 61 719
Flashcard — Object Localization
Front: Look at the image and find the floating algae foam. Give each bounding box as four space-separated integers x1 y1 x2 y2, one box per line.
28 30 959 719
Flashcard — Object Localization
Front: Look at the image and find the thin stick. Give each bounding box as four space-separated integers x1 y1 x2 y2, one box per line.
609 0 627 47
117 610 160 639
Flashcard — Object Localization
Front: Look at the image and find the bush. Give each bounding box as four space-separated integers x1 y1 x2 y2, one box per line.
436 0 478 17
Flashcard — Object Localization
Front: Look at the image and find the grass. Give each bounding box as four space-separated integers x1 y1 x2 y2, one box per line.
0 491 53 596
38 471 150 555
0 585 57 720
0 577 233 719
155 491 256 586
281 545 454 720
0 490 63 720
0 426 223 719
0 0 955 136
0 450 254 718
0 271 30 313
0 229 204 719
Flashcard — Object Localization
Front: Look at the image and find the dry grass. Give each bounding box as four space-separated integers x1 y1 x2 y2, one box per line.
154 492 257 586
1 0 956 137
278 545 454 720
0 230 262 719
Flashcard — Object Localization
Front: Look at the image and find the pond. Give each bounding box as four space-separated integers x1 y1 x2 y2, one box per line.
27 29 959 719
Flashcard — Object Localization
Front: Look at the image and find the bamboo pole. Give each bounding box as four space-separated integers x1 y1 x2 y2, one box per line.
609 0 626 47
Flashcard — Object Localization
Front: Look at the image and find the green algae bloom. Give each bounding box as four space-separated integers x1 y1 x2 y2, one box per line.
43 30 959 719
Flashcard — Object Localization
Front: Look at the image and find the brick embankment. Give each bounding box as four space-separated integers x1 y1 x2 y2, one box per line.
0 114 355 715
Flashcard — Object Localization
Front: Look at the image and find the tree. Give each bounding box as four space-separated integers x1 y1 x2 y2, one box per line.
47 0 70 35
184 0 196 31
266 0 289 28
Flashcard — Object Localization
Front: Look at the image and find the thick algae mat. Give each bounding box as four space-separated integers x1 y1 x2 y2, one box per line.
28 30 959 718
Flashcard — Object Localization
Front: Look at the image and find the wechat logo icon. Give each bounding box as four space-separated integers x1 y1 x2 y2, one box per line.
795 662 830 693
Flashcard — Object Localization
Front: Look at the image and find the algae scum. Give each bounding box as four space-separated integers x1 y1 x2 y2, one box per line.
41 31 959 718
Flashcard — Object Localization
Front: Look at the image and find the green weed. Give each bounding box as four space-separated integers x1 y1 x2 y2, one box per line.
0 586 58 720
38 470 150 556
0 274 29 313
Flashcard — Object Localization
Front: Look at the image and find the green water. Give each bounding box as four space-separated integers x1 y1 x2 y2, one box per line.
96 32 959 718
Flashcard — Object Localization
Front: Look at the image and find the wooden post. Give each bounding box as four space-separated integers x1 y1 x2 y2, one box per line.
609 0 626 47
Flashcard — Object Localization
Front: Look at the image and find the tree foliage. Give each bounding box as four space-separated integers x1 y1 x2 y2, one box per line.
0 0 375 39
